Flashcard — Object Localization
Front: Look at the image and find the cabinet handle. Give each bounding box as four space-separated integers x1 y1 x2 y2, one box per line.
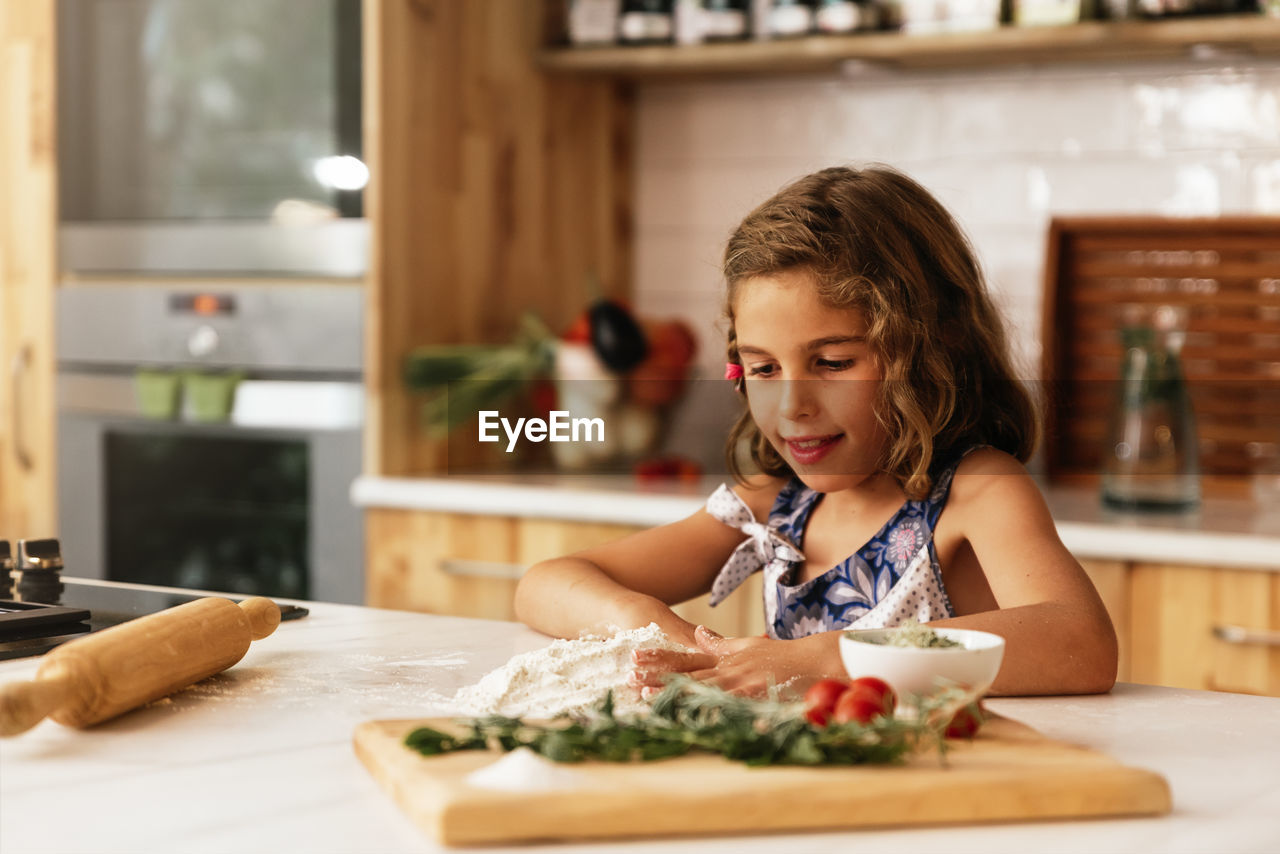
439 558 527 580
10 344 33 471
1212 624 1280 647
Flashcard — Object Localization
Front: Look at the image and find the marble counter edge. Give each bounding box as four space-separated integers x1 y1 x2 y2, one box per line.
351 475 1280 571
351 474 707 528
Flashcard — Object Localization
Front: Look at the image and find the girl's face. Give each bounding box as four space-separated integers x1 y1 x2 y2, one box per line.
734 269 888 495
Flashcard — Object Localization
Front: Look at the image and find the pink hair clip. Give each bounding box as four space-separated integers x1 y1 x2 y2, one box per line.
724 362 744 380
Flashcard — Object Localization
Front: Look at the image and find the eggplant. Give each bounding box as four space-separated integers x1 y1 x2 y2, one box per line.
588 299 648 373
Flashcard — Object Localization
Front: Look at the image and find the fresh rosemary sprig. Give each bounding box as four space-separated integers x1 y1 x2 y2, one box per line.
404 677 971 768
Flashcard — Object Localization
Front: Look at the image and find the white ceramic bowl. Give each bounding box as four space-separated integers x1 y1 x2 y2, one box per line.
838 627 1006 700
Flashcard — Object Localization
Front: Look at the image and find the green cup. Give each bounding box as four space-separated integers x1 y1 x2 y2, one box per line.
183 371 244 422
135 370 182 419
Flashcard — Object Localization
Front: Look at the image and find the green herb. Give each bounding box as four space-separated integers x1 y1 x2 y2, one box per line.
404 677 967 768
403 313 557 437
848 621 962 649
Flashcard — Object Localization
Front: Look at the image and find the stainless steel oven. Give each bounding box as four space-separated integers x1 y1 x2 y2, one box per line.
56 0 366 276
55 283 364 603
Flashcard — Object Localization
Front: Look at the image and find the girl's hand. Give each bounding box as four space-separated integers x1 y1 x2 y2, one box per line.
614 594 702 650
630 625 844 699
628 645 717 694
688 626 815 697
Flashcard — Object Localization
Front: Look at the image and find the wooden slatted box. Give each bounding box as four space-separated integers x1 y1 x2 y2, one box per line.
1041 217 1280 493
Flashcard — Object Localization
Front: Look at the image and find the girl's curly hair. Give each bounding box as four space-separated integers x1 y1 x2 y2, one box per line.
723 165 1038 499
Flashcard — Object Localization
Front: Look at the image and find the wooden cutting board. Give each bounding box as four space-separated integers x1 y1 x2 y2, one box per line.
353 715 1171 846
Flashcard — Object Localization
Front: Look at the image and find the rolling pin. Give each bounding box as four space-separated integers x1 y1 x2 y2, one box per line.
0 596 280 736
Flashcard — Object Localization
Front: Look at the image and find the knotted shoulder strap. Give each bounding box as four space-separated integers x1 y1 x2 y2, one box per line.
705 484 804 606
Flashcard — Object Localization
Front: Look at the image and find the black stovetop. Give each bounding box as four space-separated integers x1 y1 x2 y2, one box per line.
0 577 308 660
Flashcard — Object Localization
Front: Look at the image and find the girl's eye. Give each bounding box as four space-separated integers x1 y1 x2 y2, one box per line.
746 364 777 377
817 358 855 371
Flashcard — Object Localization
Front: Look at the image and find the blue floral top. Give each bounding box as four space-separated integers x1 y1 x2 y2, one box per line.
706 452 973 640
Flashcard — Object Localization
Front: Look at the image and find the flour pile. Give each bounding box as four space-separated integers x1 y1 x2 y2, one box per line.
452 623 687 718
464 747 587 792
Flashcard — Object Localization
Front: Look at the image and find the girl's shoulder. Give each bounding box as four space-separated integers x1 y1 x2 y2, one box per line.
953 446 1027 479
945 447 1050 522
729 474 790 521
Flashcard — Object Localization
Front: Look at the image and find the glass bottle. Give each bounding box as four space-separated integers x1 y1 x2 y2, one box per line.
1100 304 1201 511
702 0 749 41
618 0 675 44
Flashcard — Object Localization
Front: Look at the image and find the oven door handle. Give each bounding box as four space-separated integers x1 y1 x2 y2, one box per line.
10 344 34 471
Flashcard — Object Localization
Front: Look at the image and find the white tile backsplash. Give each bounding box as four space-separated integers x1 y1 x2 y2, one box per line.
1248 157 1280 211
633 57 1280 379
634 161 813 230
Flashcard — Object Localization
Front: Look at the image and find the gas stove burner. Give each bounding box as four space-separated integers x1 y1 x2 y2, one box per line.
12 537 66 604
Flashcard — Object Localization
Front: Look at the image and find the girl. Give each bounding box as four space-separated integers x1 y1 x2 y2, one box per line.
514 165 1117 698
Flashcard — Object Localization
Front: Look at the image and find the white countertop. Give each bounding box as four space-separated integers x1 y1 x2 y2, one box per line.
4 588 1278 854
352 474 1280 570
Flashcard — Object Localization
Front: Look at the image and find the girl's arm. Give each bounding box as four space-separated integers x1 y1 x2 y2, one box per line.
514 480 781 648
931 449 1119 696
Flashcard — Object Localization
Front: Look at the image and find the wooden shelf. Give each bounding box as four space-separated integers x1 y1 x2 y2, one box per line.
539 16 1280 76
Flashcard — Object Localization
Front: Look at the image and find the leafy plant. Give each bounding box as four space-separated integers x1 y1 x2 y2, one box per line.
404 677 972 768
403 314 557 437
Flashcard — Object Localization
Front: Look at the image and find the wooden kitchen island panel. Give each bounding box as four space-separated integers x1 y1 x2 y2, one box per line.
366 509 524 622
1129 563 1280 697
1079 559 1132 683
365 509 763 637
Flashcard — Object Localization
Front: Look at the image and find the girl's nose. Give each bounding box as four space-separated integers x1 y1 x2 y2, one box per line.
778 378 816 420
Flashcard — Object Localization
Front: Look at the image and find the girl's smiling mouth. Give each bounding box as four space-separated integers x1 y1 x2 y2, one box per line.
783 433 844 464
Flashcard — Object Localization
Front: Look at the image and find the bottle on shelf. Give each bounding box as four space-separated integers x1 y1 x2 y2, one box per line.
767 0 817 37
568 0 625 46
702 0 751 40
619 0 676 44
814 0 865 32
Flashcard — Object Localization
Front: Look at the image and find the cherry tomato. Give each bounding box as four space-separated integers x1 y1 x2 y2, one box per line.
847 676 897 713
802 678 849 726
561 311 592 343
632 456 703 483
832 685 891 725
945 702 986 739
674 459 703 481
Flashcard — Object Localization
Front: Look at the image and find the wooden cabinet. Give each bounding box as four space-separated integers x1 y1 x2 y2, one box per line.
1129 564 1280 697
0 0 57 538
365 508 763 637
1078 559 1131 683
1078 559 1280 697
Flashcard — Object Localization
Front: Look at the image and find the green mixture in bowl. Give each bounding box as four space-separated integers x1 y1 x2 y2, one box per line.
845 622 962 649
